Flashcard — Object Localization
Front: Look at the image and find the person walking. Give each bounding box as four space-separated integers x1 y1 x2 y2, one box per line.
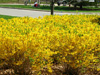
34 1 38 7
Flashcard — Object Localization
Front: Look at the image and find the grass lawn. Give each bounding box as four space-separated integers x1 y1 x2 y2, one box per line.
0 0 18 3
0 15 17 19
0 5 100 12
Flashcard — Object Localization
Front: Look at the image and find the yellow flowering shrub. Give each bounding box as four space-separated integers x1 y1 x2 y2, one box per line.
0 15 100 74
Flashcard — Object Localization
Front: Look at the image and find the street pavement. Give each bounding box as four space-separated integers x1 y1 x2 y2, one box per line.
0 7 100 18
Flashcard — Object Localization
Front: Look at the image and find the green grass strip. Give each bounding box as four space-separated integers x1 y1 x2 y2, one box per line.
0 15 17 19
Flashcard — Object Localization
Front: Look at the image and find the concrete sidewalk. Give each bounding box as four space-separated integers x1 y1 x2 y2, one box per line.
0 7 73 18
0 7 100 18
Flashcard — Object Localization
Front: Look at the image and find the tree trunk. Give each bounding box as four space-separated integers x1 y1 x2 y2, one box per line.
80 5 82 9
51 0 54 15
95 0 98 8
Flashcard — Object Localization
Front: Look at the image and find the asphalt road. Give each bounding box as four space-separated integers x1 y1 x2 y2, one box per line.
0 7 100 18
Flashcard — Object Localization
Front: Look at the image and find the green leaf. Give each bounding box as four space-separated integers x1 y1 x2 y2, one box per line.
79 60 82 63
83 51 87 56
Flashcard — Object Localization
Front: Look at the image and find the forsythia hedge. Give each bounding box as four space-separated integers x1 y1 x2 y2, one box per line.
0 15 100 74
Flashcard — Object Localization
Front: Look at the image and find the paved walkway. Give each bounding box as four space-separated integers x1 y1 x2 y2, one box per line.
0 7 70 18
0 6 100 18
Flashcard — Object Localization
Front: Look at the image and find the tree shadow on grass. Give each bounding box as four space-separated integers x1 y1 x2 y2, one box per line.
55 6 100 11
39 5 100 11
